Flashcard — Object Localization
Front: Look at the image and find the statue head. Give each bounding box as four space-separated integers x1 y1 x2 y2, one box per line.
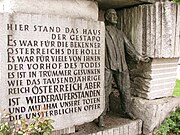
105 9 118 25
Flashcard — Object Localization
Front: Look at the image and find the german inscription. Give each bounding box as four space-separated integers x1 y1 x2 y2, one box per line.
0 13 105 129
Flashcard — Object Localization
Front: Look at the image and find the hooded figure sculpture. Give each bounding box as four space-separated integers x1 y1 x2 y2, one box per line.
98 9 150 127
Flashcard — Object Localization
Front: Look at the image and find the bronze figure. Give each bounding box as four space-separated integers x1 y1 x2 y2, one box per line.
98 9 150 127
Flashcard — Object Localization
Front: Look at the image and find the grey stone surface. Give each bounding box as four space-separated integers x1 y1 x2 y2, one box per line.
52 126 75 135
116 1 180 99
128 58 179 99
0 13 105 130
117 2 180 58
0 0 98 20
72 116 142 135
110 93 180 134
131 96 180 135
98 0 155 9
177 59 180 79
0 0 101 134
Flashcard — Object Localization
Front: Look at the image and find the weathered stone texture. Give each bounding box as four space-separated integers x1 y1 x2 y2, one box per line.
0 13 105 130
52 126 75 135
117 2 180 58
129 58 179 99
0 0 98 20
131 97 180 135
177 59 180 79
116 2 180 134
109 88 180 134
73 119 142 135
98 0 155 9
118 2 180 100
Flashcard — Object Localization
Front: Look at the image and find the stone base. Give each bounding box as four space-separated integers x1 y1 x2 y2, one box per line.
72 114 142 135
130 58 179 99
131 96 180 135
109 91 180 135
52 126 75 135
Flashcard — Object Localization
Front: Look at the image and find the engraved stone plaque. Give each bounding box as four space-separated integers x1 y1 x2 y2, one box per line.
0 13 105 129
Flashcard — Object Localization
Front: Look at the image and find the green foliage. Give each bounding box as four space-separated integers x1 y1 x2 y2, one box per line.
0 114 12 135
0 110 54 135
173 80 180 97
0 122 11 135
174 0 180 2
156 108 180 135
14 115 54 135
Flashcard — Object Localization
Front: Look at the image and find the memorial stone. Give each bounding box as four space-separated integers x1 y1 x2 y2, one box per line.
117 1 180 99
113 1 180 134
0 13 105 130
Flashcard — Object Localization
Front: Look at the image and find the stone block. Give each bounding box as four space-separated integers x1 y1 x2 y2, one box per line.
102 130 109 135
0 0 98 20
107 129 113 135
129 122 137 135
138 120 143 134
119 126 124 135
129 58 178 99
177 59 180 79
123 125 129 135
117 2 180 58
52 127 75 135
72 115 142 135
96 132 103 135
0 12 105 130
109 90 179 134
131 96 180 135
113 127 120 134
98 0 155 9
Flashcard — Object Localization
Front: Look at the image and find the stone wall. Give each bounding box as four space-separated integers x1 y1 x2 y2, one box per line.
0 0 98 20
117 2 180 99
0 0 104 134
129 58 178 99
177 59 180 79
115 2 180 134
131 97 180 134
118 2 180 58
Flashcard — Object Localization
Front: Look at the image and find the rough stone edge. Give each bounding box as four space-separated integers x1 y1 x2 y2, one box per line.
131 96 180 135
0 0 98 20
52 126 75 135
74 119 143 135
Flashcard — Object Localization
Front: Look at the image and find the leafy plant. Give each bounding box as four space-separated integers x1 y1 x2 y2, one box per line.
0 109 54 135
14 115 54 135
156 108 180 135
173 0 180 2
173 80 180 97
0 114 12 135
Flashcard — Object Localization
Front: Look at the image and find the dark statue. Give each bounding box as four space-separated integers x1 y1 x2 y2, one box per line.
98 9 150 127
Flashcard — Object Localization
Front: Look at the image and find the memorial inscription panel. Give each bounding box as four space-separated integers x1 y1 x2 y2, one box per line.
0 13 105 129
